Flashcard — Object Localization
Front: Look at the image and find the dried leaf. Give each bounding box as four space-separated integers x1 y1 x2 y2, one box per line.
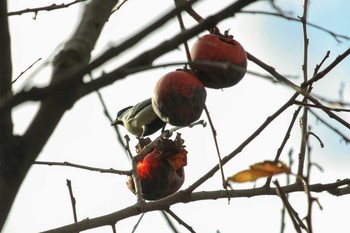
227 160 291 183
227 169 272 183
250 160 291 175
165 149 188 171
156 133 185 157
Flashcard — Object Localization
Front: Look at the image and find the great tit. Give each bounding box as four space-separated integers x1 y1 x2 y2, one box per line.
111 98 166 138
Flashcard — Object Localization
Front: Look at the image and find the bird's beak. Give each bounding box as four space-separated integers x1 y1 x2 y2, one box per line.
111 119 122 126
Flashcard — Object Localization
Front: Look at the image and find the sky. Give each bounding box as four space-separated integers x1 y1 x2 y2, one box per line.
4 0 350 232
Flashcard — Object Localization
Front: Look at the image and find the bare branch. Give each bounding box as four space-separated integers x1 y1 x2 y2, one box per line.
307 131 324 148
309 109 350 143
303 48 350 87
296 0 310 182
0 0 201 115
131 213 145 233
313 51 330 76
293 100 350 113
247 52 350 130
187 92 298 193
239 10 350 43
7 0 88 17
41 179 350 233
11 58 42 84
34 160 131 175
204 105 228 194
160 211 181 233
88 74 127 156
66 179 78 224
165 209 195 233
274 180 305 232
1 2 118 231
0 0 15 230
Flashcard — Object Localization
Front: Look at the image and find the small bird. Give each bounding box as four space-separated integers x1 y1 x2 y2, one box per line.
111 98 166 138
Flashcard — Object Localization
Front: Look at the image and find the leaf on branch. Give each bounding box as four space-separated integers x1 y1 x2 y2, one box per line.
227 160 291 183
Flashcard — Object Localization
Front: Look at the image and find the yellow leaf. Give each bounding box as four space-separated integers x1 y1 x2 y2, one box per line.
227 160 291 183
227 169 272 183
250 160 291 175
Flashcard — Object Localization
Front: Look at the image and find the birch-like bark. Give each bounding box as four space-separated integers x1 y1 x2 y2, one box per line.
0 0 118 230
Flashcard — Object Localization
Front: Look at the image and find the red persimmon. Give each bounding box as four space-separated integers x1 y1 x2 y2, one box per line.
152 69 206 126
127 136 187 200
190 33 247 89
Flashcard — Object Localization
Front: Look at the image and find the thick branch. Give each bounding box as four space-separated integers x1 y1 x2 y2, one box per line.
42 179 350 233
0 0 15 230
0 0 257 114
22 0 117 171
0 1 13 145
0 0 118 231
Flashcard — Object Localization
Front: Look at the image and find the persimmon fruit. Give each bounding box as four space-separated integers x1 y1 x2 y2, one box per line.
152 69 206 126
127 136 187 200
190 33 247 89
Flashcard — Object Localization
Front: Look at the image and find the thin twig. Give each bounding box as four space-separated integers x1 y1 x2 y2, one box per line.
310 94 350 108
309 109 350 143
7 0 87 18
293 100 350 112
307 131 324 148
111 0 128 14
305 125 314 233
274 180 307 232
131 213 145 233
160 211 180 233
203 105 228 192
173 0 192 68
280 149 295 233
66 179 78 224
264 101 302 188
297 0 310 183
111 224 116 233
187 90 298 193
313 51 330 76
88 74 127 158
276 105 302 162
239 10 350 43
303 48 350 87
165 209 195 233
247 52 350 130
34 161 131 175
12 58 42 84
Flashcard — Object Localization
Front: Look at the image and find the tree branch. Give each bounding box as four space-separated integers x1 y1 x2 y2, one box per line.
0 0 257 115
34 160 131 175
0 0 118 231
0 0 15 230
41 179 350 233
7 0 88 17
247 52 350 130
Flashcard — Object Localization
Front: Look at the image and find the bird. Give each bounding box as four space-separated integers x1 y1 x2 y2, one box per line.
111 98 166 138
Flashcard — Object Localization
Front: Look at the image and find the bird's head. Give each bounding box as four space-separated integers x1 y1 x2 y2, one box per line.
111 106 132 126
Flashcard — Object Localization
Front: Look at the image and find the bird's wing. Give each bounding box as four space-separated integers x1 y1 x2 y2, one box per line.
128 98 152 118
